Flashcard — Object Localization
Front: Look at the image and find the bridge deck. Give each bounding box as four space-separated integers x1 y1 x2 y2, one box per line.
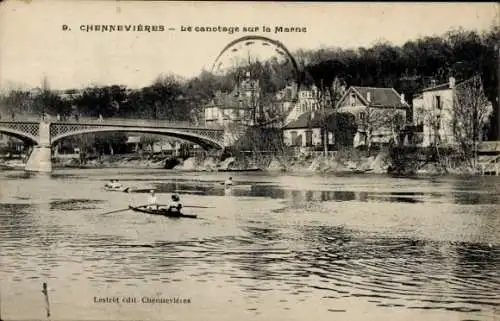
0 116 223 130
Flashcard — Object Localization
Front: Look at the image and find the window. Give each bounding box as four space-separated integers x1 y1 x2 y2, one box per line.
434 95 441 110
291 131 298 146
359 112 366 122
305 130 313 147
350 94 356 106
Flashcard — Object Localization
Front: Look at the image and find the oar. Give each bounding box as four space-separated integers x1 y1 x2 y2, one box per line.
100 204 148 215
100 208 131 215
182 205 215 209
154 204 214 209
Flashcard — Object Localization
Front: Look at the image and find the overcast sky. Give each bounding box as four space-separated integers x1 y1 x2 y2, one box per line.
0 1 497 90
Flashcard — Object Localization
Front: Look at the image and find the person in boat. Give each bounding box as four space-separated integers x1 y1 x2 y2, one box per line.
148 190 158 209
224 177 233 189
105 179 115 188
105 180 122 189
168 194 182 213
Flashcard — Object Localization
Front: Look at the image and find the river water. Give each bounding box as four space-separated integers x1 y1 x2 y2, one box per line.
0 168 499 321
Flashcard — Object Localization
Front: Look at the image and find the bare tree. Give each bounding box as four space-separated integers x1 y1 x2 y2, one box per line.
313 77 346 154
452 75 492 167
362 106 405 155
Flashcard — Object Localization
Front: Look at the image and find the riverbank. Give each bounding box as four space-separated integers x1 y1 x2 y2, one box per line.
2 150 482 176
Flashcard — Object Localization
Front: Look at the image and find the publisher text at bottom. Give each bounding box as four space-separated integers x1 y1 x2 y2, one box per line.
93 296 192 304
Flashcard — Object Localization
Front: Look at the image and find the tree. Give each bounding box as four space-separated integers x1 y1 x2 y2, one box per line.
452 75 492 167
362 106 405 155
0 90 33 117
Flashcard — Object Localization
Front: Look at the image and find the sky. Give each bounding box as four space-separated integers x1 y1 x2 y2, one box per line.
0 1 498 90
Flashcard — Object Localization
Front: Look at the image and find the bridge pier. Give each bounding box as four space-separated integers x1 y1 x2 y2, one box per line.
25 145 52 172
25 121 52 173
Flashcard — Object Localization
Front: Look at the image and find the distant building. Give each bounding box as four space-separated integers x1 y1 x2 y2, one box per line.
125 135 182 154
204 72 260 127
126 136 142 153
415 76 493 147
336 86 410 146
283 84 336 125
282 110 356 149
0 133 8 147
412 93 425 127
283 111 329 147
273 82 298 126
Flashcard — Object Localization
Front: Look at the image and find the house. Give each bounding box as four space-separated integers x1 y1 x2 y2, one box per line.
204 72 260 127
416 76 493 147
415 77 458 147
283 111 326 147
336 86 410 147
285 85 321 123
273 82 298 125
282 110 356 149
284 84 335 124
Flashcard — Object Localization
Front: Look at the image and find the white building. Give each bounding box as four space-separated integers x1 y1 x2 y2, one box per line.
415 76 493 147
283 111 329 147
419 77 457 146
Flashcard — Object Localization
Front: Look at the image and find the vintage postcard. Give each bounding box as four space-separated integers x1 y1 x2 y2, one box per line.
0 1 499 320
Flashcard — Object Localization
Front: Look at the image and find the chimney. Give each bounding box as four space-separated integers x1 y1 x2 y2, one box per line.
400 93 405 104
430 79 437 87
449 76 456 89
366 91 371 102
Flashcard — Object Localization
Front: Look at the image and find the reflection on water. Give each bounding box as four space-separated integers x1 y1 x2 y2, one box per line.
135 179 500 205
0 169 499 320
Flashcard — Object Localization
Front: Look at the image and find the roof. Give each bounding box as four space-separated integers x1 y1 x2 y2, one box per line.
283 110 335 129
418 77 472 95
349 86 409 108
422 82 452 92
206 89 255 110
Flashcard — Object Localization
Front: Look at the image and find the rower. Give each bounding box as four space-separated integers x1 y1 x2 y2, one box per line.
168 194 182 212
148 190 158 209
224 177 233 189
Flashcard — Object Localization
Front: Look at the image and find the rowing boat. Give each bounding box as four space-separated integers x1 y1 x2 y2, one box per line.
128 205 198 219
104 186 131 192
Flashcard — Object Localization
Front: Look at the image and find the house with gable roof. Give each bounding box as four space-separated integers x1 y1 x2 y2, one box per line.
335 86 410 147
282 109 357 149
413 76 493 147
